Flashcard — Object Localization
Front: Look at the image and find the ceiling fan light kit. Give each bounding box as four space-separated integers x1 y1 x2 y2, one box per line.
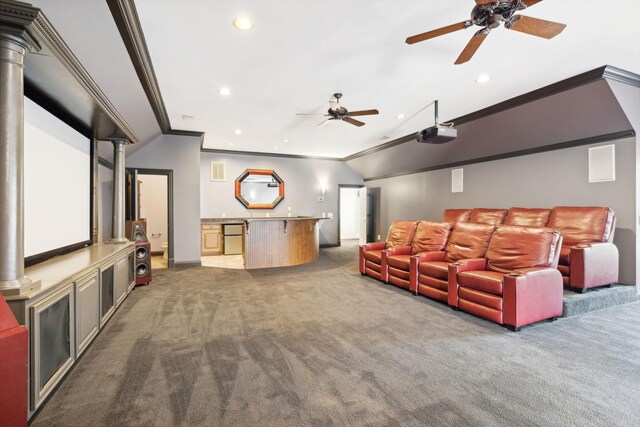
406 0 566 64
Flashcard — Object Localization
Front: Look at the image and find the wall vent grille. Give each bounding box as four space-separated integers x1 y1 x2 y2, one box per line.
210 161 226 182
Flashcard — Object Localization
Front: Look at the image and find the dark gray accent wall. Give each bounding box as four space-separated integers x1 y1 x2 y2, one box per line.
126 134 201 263
347 80 632 180
366 138 636 285
200 153 364 245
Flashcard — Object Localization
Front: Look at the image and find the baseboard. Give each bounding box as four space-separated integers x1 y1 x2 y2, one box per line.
320 243 340 248
174 261 202 268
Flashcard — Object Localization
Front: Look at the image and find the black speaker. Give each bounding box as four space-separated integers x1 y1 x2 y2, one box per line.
134 241 152 285
126 220 148 242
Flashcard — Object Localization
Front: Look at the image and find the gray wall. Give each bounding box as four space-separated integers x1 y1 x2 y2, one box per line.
127 134 202 264
366 138 636 285
200 152 364 245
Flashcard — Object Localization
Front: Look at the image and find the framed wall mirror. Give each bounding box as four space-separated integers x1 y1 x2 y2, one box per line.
235 169 284 209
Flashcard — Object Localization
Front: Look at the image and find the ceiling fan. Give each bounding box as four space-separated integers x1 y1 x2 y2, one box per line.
296 93 379 127
405 0 567 65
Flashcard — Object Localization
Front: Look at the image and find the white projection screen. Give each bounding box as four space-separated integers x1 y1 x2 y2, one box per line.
24 96 91 259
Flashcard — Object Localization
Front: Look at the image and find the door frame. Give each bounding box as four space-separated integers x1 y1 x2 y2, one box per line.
125 168 175 268
337 184 365 247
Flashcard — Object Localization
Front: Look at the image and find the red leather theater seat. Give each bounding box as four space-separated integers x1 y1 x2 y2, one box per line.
450 225 563 330
411 222 495 303
547 206 618 292
504 207 551 227
0 295 27 426
469 208 508 225
359 220 418 282
386 221 453 292
442 209 471 223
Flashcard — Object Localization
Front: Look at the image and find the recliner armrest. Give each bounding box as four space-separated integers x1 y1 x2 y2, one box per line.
412 251 446 263
363 242 387 251
447 258 487 307
569 242 619 289
385 246 412 257
359 242 387 274
503 268 563 328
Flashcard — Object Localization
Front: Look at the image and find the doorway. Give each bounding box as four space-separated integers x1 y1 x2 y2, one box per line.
125 168 174 268
338 184 366 246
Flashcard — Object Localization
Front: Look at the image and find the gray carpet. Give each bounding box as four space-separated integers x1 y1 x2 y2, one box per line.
32 243 640 426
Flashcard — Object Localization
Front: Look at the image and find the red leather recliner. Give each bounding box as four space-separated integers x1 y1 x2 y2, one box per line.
469 208 508 225
449 225 563 331
359 220 418 282
547 206 618 292
504 207 551 227
411 222 495 303
385 221 453 292
0 295 28 427
442 209 471 223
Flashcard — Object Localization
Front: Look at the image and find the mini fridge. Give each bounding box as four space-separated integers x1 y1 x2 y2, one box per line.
223 224 243 255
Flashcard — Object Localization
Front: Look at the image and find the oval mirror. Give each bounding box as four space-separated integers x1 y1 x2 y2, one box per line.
235 169 284 209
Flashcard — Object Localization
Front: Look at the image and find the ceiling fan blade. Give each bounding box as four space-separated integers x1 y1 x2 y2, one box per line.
348 109 379 117
475 0 497 5
316 119 332 128
405 21 471 45
343 117 365 127
520 0 543 7
454 29 489 65
507 15 566 39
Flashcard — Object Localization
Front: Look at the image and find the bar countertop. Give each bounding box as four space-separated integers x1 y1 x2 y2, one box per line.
201 216 329 224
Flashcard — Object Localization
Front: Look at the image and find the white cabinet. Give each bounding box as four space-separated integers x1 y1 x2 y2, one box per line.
75 272 99 356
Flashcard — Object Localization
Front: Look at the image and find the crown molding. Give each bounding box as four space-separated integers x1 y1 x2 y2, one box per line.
201 148 344 162
107 0 170 133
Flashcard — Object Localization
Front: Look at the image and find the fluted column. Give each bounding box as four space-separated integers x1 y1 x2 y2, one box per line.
0 34 38 294
109 139 128 243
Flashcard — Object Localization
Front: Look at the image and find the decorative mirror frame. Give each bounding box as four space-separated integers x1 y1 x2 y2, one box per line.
235 169 284 209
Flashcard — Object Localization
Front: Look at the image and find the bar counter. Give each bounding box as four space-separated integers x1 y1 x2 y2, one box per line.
201 217 326 269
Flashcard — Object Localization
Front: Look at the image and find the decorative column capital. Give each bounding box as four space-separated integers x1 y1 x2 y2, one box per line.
0 0 42 53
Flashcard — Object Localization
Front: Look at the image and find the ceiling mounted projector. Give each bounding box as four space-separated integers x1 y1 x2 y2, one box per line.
415 100 457 144
416 125 457 144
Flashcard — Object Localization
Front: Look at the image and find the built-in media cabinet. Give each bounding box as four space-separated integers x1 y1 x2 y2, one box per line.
3 243 135 418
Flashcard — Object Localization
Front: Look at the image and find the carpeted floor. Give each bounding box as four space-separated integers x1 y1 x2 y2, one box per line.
32 243 640 426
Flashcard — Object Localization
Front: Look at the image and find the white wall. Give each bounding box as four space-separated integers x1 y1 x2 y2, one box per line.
366 138 636 285
139 174 168 252
127 134 201 265
340 187 360 240
200 152 363 245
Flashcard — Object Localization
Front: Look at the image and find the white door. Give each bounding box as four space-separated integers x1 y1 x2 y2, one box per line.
358 187 367 245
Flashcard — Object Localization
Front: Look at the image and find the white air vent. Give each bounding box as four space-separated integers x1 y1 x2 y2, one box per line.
210 161 226 182
589 144 615 183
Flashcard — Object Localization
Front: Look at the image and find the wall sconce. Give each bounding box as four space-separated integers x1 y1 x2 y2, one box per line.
318 181 327 202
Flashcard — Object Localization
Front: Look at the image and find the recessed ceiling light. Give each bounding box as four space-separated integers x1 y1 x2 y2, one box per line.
219 87 231 96
283 139 289 143
234 129 242 135
273 146 279 149
228 142 234 146
475 74 491 84
232 17 253 31
396 114 406 119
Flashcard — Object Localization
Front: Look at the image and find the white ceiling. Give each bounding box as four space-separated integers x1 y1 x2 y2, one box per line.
135 0 640 158
28 1 640 159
